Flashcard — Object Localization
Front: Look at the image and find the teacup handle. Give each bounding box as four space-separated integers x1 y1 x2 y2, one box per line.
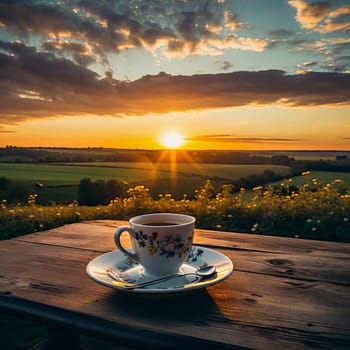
114 226 138 261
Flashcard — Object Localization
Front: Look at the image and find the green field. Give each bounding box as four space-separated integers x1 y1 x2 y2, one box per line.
0 163 155 185
0 162 292 182
268 171 350 187
0 162 292 202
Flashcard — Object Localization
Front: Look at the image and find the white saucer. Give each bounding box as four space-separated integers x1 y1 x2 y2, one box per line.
86 246 233 294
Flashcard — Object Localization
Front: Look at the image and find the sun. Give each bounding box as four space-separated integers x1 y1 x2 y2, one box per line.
161 132 185 149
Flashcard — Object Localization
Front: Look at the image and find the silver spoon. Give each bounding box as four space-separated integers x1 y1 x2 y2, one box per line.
107 265 216 290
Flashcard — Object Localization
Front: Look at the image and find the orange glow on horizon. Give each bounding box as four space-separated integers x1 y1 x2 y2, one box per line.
1 107 349 151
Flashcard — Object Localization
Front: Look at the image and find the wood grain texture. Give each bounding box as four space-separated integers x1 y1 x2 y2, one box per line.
1 220 350 350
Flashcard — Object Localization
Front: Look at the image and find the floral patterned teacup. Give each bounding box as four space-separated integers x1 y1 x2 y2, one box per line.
114 213 195 276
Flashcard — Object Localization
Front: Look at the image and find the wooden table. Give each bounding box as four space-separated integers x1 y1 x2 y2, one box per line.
0 220 349 350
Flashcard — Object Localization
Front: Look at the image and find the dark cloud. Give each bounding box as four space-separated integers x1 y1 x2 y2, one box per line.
0 41 349 126
215 60 234 71
0 41 100 91
267 36 315 50
269 29 296 38
0 2 76 36
0 1 139 59
322 55 350 72
0 40 103 123
43 40 96 66
269 35 350 74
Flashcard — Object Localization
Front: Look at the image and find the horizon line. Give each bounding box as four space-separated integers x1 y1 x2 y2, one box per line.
1 146 350 153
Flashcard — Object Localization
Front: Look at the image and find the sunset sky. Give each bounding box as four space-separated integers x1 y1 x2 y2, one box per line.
0 0 350 150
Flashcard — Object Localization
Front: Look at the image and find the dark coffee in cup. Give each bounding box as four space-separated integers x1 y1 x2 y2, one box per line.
142 222 178 226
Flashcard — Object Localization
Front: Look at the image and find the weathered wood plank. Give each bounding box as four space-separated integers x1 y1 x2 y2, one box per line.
15 220 350 257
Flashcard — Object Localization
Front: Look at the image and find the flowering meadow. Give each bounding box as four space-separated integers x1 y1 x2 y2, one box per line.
1 173 349 242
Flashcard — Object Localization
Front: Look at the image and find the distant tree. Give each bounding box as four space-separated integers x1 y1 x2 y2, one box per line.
78 178 124 205
0 177 10 190
6 181 31 202
106 179 124 200
271 155 292 166
232 169 289 190
78 178 98 205
336 155 349 160
263 170 275 181
0 177 30 203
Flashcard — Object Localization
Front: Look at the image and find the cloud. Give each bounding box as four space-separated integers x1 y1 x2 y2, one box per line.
289 0 350 33
188 135 305 143
215 60 234 71
271 34 350 73
0 0 267 60
269 29 296 38
288 0 331 31
322 54 350 72
296 60 318 73
43 40 97 66
0 41 349 125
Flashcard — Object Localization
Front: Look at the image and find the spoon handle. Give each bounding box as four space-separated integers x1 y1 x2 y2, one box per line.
107 269 199 290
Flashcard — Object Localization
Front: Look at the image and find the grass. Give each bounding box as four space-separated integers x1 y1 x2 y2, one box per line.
0 162 292 184
268 170 350 187
0 163 154 184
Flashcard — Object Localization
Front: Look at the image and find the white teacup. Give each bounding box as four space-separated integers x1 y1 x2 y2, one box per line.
114 213 195 276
